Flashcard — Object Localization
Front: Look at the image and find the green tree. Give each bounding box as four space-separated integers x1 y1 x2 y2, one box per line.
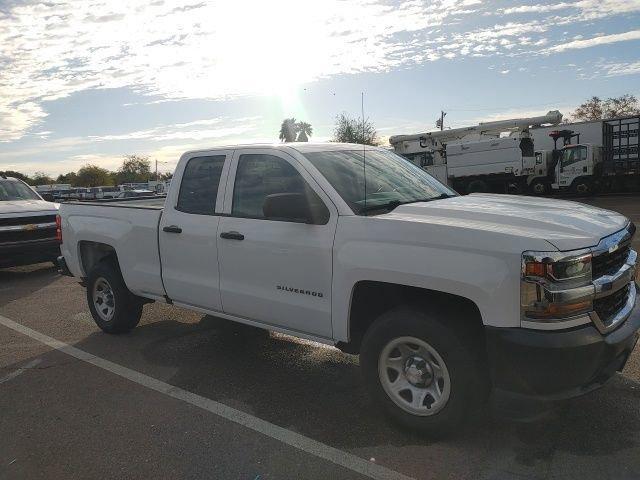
0 170 32 184
296 121 313 142
116 155 152 184
278 118 297 142
56 172 78 185
31 171 54 185
332 113 378 145
76 164 113 187
572 94 640 121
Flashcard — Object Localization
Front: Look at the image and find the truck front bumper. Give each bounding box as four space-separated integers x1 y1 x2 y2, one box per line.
486 289 640 400
0 239 61 268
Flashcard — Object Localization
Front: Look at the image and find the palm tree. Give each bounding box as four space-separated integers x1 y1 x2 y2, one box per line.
278 118 297 142
296 121 313 142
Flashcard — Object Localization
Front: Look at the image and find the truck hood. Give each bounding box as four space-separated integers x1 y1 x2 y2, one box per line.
386 193 628 251
0 199 59 216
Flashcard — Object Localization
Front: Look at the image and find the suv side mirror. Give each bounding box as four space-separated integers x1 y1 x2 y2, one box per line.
263 193 313 223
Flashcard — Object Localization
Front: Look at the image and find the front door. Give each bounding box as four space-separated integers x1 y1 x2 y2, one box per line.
217 149 336 339
159 151 231 311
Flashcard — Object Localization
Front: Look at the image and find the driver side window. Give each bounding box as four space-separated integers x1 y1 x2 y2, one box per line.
232 154 329 223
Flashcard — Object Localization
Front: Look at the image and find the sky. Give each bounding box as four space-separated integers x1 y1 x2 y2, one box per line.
1 0 639 177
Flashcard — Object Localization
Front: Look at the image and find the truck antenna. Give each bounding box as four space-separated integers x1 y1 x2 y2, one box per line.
362 91 367 211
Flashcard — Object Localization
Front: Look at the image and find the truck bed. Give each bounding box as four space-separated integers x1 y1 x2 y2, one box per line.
60 199 166 300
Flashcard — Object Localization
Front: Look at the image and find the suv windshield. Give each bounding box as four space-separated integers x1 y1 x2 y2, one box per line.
303 149 456 215
0 179 41 201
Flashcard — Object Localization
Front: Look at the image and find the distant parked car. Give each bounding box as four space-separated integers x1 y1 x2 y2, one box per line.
89 186 121 199
0 175 60 268
114 190 155 199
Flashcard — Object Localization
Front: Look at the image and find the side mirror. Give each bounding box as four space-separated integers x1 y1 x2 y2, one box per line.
263 193 312 223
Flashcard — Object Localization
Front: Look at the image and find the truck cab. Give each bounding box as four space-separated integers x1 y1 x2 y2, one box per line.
553 144 602 193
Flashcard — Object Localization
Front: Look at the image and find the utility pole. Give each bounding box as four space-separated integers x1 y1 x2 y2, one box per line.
436 110 447 131
155 159 158 181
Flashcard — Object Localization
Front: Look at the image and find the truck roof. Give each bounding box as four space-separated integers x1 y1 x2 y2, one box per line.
181 142 383 158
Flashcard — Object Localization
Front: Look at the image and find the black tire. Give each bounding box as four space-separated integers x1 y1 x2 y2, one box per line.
360 306 487 436
529 179 548 196
466 180 488 194
570 178 593 196
86 260 143 334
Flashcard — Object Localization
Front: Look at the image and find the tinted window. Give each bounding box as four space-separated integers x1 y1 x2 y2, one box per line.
177 155 226 215
232 154 327 222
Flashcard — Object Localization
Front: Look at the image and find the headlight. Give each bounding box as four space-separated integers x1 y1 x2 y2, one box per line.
521 250 593 326
523 252 592 282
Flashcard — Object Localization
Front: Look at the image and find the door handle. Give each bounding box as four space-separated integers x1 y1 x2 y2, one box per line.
220 231 244 240
163 225 182 233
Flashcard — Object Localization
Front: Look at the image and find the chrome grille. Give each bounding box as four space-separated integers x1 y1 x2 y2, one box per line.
592 245 631 278
594 284 631 327
0 215 57 245
0 215 56 227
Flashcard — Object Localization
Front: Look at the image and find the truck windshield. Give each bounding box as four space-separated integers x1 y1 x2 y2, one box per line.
304 149 457 215
0 179 41 201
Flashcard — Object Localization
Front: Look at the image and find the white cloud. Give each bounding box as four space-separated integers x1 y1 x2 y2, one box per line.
89 116 260 142
0 0 486 142
548 29 640 52
597 61 640 77
501 0 640 20
1 0 639 148
502 3 573 14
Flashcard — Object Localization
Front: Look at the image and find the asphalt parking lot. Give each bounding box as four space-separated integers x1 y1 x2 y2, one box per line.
1 195 640 480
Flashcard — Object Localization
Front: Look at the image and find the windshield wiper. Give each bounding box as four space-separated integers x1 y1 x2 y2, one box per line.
360 194 454 214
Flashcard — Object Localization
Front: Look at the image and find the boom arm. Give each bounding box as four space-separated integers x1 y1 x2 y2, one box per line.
389 110 563 147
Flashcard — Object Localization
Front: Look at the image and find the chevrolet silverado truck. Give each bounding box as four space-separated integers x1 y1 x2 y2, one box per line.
57 143 640 434
0 175 61 268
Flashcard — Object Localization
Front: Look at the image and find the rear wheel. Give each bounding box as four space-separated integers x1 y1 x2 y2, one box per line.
87 261 143 334
360 306 487 435
529 179 548 196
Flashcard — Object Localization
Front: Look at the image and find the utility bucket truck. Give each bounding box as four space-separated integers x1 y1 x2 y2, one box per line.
390 111 563 195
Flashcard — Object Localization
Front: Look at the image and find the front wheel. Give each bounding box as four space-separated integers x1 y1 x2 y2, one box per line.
87 261 143 334
360 307 487 435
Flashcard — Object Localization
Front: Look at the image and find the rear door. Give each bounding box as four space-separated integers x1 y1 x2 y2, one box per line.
217 148 337 339
159 151 231 311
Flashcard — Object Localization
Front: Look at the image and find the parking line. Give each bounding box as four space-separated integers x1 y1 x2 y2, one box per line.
0 314 414 480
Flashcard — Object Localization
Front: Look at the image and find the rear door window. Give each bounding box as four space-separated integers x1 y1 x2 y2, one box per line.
176 155 226 215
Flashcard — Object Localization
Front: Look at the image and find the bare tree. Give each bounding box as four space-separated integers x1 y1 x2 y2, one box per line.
603 94 640 118
332 113 378 145
572 94 640 121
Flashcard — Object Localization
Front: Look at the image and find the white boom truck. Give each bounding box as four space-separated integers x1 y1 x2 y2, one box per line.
389 111 563 195
57 143 640 434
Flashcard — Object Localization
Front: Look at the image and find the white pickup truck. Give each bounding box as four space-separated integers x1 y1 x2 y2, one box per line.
58 143 640 434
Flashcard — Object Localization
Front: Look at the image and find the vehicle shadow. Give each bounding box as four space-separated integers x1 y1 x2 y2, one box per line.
4 310 640 478
70 313 640 461
0 263 59 308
